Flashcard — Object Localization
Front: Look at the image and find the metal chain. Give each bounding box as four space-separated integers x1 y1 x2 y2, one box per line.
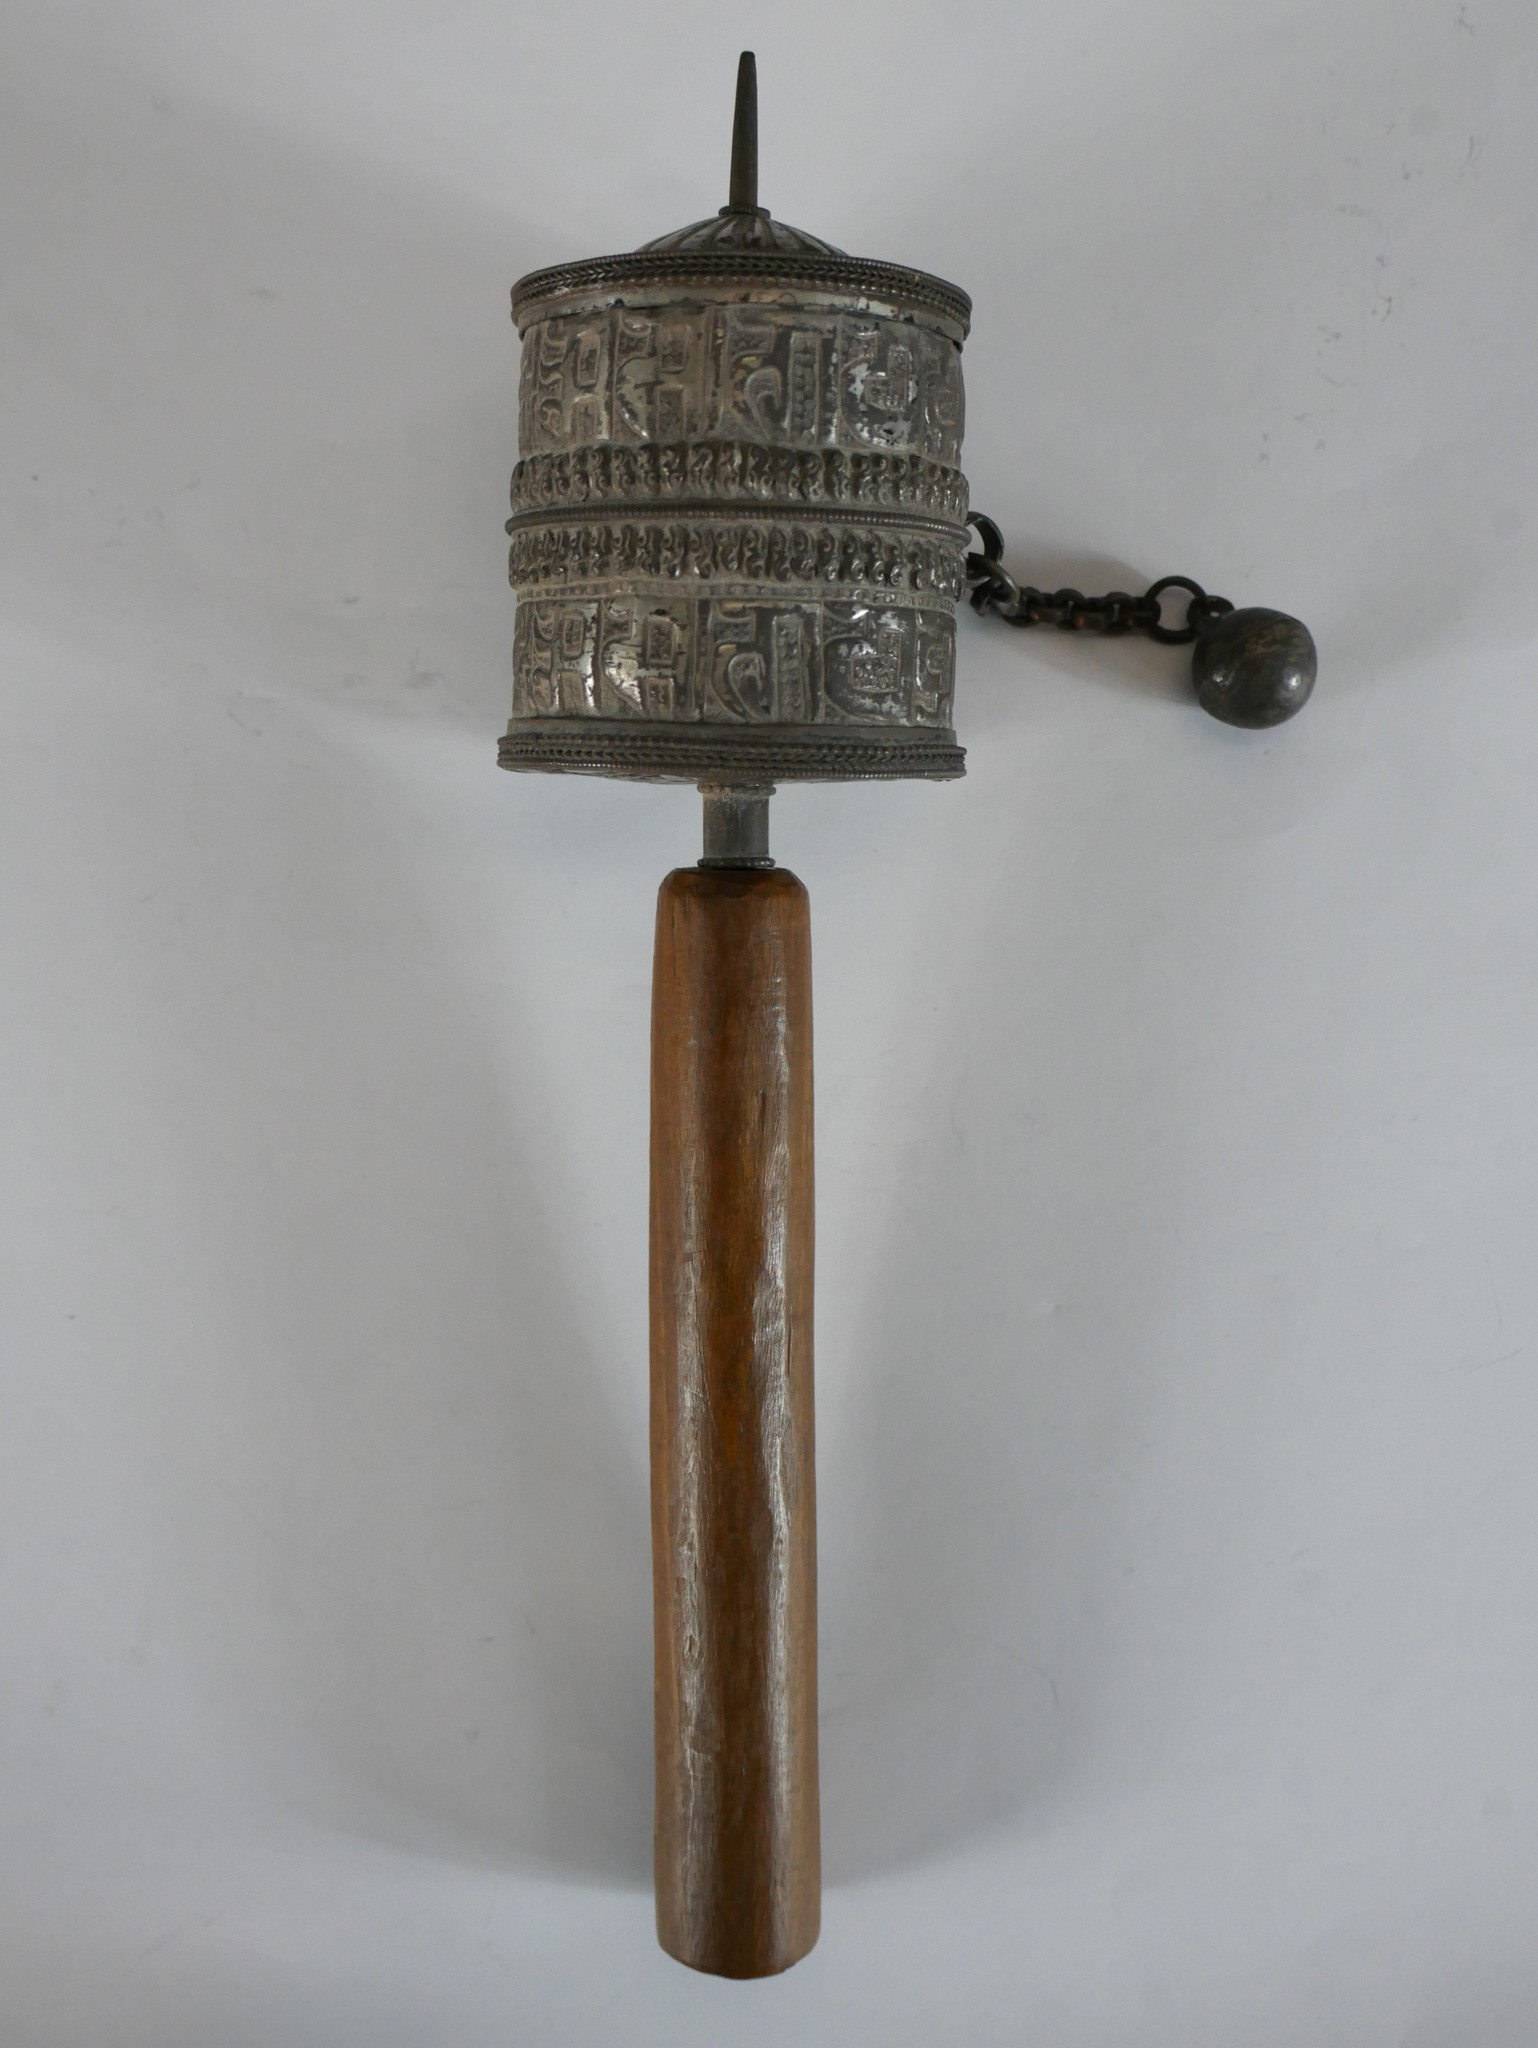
965 512 1235 647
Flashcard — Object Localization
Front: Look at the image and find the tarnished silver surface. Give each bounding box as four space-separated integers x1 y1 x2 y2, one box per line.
501 81 971 785
1192 607 1317 728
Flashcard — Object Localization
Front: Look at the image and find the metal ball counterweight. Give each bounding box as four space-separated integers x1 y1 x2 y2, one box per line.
1192 607 1317 729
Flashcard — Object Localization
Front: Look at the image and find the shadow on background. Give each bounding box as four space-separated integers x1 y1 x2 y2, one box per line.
811 826 1169 1883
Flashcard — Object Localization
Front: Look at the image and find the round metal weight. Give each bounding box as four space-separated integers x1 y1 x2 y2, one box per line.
1191 607 1317 728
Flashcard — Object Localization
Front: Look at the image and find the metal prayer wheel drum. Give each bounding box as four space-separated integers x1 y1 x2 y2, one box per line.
501 187 972 782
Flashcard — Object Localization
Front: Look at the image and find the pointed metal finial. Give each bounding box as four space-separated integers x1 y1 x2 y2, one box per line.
728 51 758 214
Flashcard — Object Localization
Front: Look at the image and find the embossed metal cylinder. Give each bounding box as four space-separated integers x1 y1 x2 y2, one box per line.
501 215 971 782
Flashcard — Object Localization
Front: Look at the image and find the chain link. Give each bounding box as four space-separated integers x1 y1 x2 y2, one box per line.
966 512 1234 647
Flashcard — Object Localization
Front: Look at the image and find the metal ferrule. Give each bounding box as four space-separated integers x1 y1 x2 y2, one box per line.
699 784 774 868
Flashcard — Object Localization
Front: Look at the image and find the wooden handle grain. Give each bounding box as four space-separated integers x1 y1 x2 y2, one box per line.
649 866 819 1977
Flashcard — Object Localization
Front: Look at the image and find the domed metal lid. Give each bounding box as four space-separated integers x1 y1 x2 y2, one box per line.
510 54 971 340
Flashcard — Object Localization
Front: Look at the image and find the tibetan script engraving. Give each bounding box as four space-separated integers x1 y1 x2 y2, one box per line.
508 272 968 773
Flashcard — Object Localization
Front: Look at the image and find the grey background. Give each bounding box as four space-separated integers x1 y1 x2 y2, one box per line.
4 1 1537 2041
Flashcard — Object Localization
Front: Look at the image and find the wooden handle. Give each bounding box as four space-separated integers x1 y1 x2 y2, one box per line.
649 866 819 1977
